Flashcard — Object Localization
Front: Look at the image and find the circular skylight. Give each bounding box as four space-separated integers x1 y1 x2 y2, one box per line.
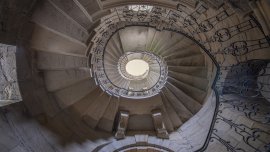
125 59 149 77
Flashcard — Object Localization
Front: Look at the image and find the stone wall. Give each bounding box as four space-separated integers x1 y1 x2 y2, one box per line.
0 0 36 44
0 103 104 152
0 44 21 107
205 95 270 152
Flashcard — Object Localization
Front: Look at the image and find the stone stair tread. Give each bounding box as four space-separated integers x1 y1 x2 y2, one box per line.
161 92 183 128
160 100 184 131
83 93 111 129
49 0 93 30
97 97 120 132
32 0 89 43
166 82 202 114
105 44 121 60
69 88 103 117
168 65 207 78
167 76 207 102
44 69 90 92
168 71 209 91
111 34 124 57
163 45 200 60
119 26 148 52
54 78 97 109
166 54 205 66
31 24 87 56
160 40 195 57
37 51 88 70
163 87 193 122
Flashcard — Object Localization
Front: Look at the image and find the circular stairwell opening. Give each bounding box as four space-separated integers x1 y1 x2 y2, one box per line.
125 59 149 78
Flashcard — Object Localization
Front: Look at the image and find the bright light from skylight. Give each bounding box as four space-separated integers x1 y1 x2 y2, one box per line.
126 59 149 77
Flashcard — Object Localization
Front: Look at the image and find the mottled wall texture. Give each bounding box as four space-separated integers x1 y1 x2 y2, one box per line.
0 44 21 106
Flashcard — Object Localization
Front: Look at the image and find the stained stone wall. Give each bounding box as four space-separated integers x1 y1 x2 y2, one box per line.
0 0 36 44
205 95 270 152
0 44 22 106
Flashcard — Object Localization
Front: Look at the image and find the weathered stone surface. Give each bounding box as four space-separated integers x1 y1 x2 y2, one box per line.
0 0 36 44
32 0 89 44
0 44 21 106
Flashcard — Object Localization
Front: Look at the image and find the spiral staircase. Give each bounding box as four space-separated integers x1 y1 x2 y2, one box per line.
25 0 213 147
34 22 210 134
1 0 270 152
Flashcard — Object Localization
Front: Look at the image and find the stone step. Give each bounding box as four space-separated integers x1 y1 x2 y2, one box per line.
106 73 126 85
119 26 148 52
49 0 93 30
160 92 183 129
160 110 177 133
110 34 125 57
97 96 120 132
163 45 201 60
162 87 193 123
166 54 205 66
37 51 88 70
159 39 195 57
68 88 103 117
54 78 97 109
167 76 207 103
49 110 110 140
43 68 90 92
31 24 87 56
166 82 202 114
168 65 207 78
149 31 169 53
146 28 180 54
154 32 186 55
105 43 122 61
33 88 61 117
115 32 125 55
31 0 89 44
74 0 102 18
168 71 209 91
103 61 118 69
146 27 156 51
83 92 111 129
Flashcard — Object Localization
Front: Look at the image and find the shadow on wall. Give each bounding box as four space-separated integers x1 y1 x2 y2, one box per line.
0 102 115 152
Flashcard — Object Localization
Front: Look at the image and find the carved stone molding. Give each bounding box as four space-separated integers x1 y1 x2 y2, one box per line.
115 111 129 139
151 109 169 139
